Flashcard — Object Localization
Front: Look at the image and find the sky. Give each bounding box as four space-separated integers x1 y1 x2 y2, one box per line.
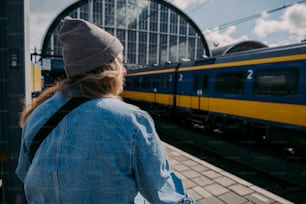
29 0 306 54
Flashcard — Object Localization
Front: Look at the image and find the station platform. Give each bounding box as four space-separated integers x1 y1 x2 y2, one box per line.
159 142 293 204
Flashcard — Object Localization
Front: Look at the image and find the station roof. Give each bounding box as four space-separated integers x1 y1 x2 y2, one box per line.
40 0 211 70
211 40 268 56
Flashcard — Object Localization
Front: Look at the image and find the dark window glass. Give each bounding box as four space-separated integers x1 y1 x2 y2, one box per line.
93 1 103 26
128 31 137 64
216 71 245 93
189 27 196 35
141 77 151 89
149 33 157 64
188 37 195 59
203 74 209 90
254 68 298 95
149 2 158 31
153 77 159 89
133 78 139 88
193 74 199 90
170 11 177 33
179 18 187 35
125 78 132 88
80 4 89 20
138 32 147 65
160 7 168 33
105 1 114 26
139 9 148 30
163 76 168 89
116 29 126 47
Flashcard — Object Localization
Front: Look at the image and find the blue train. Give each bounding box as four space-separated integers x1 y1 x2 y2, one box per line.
122 42 306 150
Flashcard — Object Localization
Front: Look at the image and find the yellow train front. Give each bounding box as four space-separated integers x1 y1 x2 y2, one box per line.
122 42 306 150
30 62 43 97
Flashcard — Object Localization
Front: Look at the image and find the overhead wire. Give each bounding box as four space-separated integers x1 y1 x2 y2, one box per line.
204 0 306 34
189 0 210 13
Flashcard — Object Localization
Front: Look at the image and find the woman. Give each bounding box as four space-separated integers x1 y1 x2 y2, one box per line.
16 17 197 203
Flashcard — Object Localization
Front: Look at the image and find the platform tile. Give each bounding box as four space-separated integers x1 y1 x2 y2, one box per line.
162 142 294 204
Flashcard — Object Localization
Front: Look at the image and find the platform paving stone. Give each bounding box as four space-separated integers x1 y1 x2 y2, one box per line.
182 160 199 166
168 158 180 166
198 196 225 204
218 191 248 204
188 188 204 200
190 164 209 172
246 193 274 204
214 176 237 187
192 186 213 198
172 163 190 171
204 183 230 196
143 142 294 204
192 176 214 186
202 170 222 179
181 169 202 179
228 183 254 196
182 178 198 189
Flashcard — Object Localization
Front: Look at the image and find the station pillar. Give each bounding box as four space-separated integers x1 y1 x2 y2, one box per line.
0 0 29 203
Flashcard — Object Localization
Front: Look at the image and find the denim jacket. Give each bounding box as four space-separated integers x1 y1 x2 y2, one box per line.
16 91 197 204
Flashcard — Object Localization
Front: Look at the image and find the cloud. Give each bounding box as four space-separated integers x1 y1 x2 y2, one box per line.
30 13 54 51
253 15 279 38
204 26 248 48
254 4 306 43
281 3 306 37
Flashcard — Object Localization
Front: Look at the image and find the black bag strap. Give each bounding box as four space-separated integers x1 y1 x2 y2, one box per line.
29 97 92 162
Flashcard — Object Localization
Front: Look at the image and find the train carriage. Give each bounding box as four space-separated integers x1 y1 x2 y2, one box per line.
122 42 306 150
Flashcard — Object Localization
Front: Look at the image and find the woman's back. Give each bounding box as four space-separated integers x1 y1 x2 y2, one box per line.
16 17 197 204
18 92 146 203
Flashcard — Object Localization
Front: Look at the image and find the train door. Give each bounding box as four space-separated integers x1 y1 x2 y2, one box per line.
192 74 201 109
153 76 158 103
152 74 172 104
192 73 209 111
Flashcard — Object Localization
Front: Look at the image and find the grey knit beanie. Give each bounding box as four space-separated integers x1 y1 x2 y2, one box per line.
58 17 124 78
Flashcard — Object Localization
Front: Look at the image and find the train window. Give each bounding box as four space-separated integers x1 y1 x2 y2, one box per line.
193 74 199 90
163 76 168 89
141 77 151 89
125 78 132 88
132 78 140 88
216 71 245 93
253 68 298 95
153 77 159 89
203 74 209 90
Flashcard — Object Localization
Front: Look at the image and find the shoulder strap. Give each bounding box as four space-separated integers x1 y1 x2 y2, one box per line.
29 97 92 162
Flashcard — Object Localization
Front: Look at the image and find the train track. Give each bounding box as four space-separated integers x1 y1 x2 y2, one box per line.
154 118 306 203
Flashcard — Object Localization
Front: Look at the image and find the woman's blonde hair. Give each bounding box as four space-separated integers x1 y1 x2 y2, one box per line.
19 56 124 127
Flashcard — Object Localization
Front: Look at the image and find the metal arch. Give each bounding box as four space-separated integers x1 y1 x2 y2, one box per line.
41 0 87 58
41 0 211 59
